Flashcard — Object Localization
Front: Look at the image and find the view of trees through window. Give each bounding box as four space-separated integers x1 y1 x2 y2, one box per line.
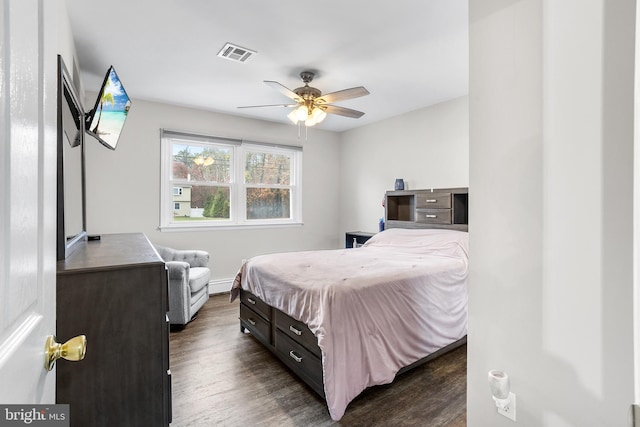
172 144 231 221
245 151 291 219
170 143 293 222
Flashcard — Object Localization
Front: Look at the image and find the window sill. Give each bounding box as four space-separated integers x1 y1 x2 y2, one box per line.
158 222 304 232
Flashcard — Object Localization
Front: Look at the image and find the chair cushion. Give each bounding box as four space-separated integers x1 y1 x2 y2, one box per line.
189 284 209 319
189 267 210 293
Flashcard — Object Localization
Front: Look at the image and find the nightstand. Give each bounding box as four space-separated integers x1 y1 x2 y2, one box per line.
345 231 376 248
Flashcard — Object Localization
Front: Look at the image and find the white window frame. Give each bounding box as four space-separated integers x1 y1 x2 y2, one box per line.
160 130 302 231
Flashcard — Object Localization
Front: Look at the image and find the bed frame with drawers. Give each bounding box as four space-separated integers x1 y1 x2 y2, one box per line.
237 187 469 399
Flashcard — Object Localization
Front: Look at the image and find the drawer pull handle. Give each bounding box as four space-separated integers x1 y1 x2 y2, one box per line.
289 325 302 336
426 214 437 218
289 351 303 363
425 199 437 203
247 297 256 305
247 318 256 326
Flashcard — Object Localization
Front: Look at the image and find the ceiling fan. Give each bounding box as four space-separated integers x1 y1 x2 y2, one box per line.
238 71 370 127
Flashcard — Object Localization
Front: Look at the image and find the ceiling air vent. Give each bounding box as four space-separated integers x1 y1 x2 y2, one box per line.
217 43 257 63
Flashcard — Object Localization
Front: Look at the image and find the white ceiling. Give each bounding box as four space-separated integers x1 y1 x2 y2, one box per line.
66 0 468 133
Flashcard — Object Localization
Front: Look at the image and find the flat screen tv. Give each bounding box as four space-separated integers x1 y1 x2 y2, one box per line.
85 65 131 150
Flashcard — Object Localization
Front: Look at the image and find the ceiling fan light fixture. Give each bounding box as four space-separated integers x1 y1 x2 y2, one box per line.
295 105 308 121
312 108 327 124
287 110 299 124
238 71 369 132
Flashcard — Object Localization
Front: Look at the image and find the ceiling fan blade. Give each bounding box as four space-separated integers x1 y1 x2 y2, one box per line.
315 86 369 104
237 104 297 109
264 81 302 102
322 104 365 118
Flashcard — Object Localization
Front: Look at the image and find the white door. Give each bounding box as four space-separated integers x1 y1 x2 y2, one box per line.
636 0 640 423
0 0 58 402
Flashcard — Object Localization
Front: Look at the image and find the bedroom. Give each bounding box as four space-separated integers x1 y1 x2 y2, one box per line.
0 1 637 427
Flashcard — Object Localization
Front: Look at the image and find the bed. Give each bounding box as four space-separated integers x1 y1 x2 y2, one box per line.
230 225 469 421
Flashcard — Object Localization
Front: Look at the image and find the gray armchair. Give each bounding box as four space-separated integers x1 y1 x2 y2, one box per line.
155 245 211 326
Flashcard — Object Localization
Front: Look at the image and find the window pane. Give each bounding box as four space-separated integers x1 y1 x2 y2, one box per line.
172 143 231 183
245 151 290 185
172 185 230 220
246 188 290 219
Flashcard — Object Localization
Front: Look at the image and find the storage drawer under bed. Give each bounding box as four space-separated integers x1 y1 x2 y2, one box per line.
274 309 321 358
240 290 271 321
274 329 324 395
240 303 271 344
238 288 324 397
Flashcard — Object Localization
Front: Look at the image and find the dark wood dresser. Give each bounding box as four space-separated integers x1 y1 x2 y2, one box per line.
56 233 171 427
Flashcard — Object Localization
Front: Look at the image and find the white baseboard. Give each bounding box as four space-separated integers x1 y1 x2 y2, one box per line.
209 278 233 295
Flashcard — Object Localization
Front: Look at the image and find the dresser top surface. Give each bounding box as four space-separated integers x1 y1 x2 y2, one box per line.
57 233 163 273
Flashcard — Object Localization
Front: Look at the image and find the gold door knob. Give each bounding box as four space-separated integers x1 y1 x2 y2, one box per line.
44 335 87 371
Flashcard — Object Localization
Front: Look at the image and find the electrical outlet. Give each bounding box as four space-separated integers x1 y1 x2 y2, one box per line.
498 392 516 421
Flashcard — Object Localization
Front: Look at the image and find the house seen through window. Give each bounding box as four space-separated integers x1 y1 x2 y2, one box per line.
160 130 302 229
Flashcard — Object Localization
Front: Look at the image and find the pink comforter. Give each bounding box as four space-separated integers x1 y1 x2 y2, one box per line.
230 228 469 420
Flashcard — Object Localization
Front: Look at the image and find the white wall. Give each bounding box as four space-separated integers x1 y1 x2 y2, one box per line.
83 93 469 285
84 98 342 283
57 1 82 95
338 96 469 234
469 1 635 426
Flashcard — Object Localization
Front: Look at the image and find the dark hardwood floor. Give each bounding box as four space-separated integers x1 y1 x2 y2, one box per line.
169 293 467 427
